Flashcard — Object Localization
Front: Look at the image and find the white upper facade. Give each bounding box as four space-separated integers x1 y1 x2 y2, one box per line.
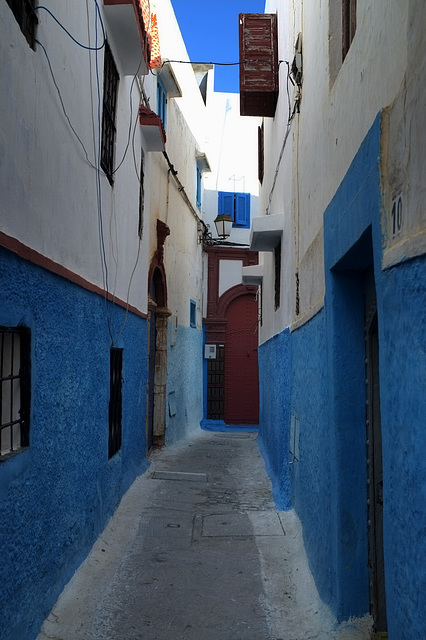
255 0 423 343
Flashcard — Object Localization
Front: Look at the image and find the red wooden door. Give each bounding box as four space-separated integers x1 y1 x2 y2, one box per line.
224 294 259 424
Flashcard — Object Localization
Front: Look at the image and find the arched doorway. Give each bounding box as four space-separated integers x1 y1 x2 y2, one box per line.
204 247 259 427
147 222 170 450
224 293 259 424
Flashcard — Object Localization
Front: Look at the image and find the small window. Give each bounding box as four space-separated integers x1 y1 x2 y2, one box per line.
196 165 202 210
218 191 251 229
101 41 119 185
1 326 31 458
108 348 123 459
274 240 281 311
190 300 196 328
157 77 167 130
342 0 356 61
258 122 264 184
138 151 145 239
5 0 38 49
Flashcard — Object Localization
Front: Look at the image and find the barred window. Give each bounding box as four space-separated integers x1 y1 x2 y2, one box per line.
1 327 31 458
5 0 38 49
101 42 119 185
108 347 123 459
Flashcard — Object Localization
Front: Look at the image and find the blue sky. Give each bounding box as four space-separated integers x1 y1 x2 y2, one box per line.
170 0 266 93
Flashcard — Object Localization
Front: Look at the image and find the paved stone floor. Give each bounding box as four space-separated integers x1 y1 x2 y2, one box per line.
37 429 373 640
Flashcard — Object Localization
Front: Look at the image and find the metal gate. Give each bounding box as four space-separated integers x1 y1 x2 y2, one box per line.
207 346 225 420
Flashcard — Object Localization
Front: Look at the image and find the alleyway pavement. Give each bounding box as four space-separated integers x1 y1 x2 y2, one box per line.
37 429 372 640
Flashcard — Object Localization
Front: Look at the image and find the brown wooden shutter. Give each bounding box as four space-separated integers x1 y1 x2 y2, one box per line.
239 13 279 117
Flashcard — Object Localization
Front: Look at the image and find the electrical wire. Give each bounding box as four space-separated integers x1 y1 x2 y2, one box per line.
31 0 147 344
266 63 299 215
35 39 97 170
93 3 113 344
34 3 106 50
112 94 145 346
158 58 275 68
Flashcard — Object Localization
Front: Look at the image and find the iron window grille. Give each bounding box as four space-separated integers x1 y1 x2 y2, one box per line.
5 0 38 49
101 41 119 185
207 345 225 420
0 326 31 458
108 347 123 459
190 300 196 328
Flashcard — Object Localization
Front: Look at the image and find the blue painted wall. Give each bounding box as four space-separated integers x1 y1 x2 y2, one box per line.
257 329 292 509
290 309 337 606
258 111 426 637
166 323 203 444
0 248 149 640
378 255 426 639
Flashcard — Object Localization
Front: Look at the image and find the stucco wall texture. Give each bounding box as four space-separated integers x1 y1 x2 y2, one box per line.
379 255 426 638
0 249 149 640
290 309 336 610
257 115 426 637
257 329 292 510
166 324 203 445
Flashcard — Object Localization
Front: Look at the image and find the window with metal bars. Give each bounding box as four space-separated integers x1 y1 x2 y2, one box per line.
207 346 225 420
0 327 31 458
190 300 196 328
101 42 119 185
108 347 123 459
5 0 38 49
342 0 357 61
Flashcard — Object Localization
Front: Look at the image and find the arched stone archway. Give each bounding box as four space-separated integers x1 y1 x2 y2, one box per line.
147 222 171 449
204 247 259 425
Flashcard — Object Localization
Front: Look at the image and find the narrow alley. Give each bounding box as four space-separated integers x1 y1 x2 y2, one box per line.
1 1 425 638
37 429 372 640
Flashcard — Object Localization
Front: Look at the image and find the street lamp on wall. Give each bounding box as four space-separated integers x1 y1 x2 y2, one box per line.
214 213 233 239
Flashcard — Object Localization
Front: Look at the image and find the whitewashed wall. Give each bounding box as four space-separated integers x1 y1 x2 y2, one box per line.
146 0 212 329
203 92 261 247
0 0 150 312
0 0 215 327
258 0 410 343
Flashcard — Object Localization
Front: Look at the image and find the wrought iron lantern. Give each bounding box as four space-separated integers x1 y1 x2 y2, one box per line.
214 213 233 239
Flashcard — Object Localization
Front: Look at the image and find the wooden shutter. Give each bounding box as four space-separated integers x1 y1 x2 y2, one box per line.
219 192 235 219
235 193 250 227
239 13 279 117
